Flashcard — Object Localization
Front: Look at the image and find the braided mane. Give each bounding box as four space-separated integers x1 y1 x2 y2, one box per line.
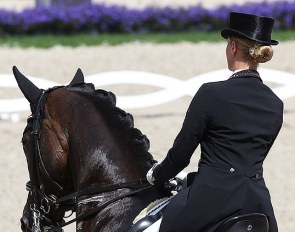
66 83 155 167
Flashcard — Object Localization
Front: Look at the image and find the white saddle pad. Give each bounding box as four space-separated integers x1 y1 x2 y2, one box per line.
143 218 162 232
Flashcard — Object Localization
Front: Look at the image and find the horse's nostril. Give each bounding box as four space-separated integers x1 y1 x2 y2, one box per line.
20 217 29 231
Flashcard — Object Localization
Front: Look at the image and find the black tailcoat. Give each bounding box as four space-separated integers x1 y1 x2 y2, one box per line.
153 70 283 232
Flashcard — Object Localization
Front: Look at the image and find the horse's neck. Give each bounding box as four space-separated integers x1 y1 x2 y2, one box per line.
70 134 148 188
76 187 161 232
69 126 159 231
68 110 149 188
61 93 162 231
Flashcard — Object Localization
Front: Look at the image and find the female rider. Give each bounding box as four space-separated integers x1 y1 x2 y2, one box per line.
147 12 283 232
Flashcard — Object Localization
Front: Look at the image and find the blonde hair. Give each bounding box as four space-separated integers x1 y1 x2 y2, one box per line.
231 37 274 64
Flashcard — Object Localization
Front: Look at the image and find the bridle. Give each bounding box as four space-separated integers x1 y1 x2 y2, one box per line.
24 87 65 232
23 87 153 232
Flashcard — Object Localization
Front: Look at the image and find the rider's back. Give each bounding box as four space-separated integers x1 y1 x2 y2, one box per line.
158 75 283 232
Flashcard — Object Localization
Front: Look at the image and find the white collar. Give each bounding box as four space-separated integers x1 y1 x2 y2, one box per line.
232 69 247 74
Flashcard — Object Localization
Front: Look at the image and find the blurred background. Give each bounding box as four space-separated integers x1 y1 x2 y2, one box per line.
0 0 294 231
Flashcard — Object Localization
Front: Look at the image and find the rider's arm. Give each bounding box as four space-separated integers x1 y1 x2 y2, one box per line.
150 84 212 185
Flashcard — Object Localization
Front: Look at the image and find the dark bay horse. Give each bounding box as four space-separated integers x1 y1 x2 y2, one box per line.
14 66 170 232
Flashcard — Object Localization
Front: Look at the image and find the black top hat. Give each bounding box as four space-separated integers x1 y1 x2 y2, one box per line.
221 12 279 45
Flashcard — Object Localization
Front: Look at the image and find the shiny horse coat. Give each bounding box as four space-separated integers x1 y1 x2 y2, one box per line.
14 66 170 232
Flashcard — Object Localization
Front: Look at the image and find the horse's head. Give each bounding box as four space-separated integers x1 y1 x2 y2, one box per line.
14 66 86 231
14 66 160 231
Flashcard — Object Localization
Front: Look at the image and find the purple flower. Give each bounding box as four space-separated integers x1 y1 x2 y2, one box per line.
0 1 294 35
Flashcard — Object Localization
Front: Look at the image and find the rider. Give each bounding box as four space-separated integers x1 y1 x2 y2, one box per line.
146 12 283 232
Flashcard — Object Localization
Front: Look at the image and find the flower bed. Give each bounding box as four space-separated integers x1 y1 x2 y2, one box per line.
0 1 294 35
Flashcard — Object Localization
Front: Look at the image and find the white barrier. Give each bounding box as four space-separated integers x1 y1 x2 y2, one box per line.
1 68 295 122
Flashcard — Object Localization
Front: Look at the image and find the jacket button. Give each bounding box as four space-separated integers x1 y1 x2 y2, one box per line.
230 168 235 173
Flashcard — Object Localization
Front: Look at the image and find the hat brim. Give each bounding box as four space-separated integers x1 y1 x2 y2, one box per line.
221 28 279 45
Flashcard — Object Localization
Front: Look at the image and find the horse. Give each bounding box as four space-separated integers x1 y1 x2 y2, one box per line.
14 66 171 232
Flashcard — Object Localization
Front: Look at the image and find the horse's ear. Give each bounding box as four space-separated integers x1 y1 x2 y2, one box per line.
12 65 43 104
68 68 85 86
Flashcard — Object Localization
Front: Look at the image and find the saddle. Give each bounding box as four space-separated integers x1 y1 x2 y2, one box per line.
129 197 172 232
129 171 269 232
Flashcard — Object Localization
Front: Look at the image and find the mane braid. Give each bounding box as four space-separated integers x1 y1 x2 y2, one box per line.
67 85 155 167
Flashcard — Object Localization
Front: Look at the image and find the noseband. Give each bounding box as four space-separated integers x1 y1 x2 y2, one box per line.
24 87 152 232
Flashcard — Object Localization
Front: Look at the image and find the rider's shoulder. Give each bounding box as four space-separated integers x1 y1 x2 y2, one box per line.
202 80 228 88
197 80 228 95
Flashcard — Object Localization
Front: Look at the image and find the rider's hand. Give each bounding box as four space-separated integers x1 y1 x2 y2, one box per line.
146 163 158 185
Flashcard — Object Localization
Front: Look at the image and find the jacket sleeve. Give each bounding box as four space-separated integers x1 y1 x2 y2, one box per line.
153 84 212 185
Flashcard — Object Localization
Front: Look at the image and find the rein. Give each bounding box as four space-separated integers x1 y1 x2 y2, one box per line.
55 178 149 204
26 86 153 232
48 185 153 232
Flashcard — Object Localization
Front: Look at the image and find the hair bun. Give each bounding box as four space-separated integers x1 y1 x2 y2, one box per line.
249 45 273 63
